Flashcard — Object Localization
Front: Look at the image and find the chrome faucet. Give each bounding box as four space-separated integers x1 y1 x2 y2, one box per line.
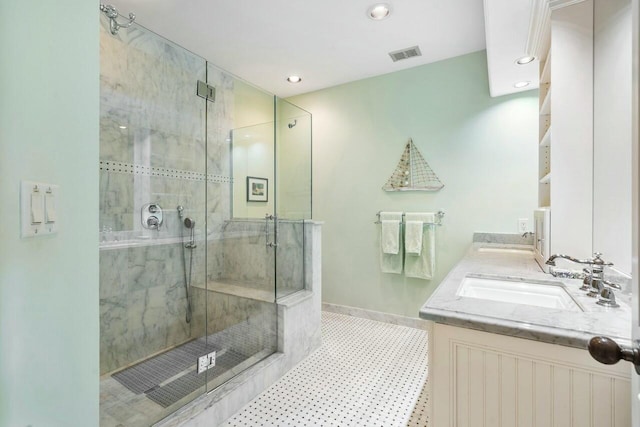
545 254 598 266
545 252 621 306
546 254 595 282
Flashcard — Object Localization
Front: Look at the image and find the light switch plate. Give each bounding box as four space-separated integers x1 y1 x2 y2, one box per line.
21 181 59 238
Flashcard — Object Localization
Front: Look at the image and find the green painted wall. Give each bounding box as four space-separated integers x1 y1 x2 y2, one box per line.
290 51 539 317
0 1 99 425
275 99 312 219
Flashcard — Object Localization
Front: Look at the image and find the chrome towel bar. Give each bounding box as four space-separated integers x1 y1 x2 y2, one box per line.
374 211 444 226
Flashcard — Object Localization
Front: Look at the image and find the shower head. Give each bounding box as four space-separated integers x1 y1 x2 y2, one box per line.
183 217 196 229
288 120 297 129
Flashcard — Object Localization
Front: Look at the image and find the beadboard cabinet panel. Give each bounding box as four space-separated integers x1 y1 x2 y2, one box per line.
431 323 631 427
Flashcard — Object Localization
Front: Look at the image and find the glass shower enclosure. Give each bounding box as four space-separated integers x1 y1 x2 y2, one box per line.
98 18 311 427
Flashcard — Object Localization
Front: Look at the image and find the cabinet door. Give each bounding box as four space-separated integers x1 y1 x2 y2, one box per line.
430 324 631 427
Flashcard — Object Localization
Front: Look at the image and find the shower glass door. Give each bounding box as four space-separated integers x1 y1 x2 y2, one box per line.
205 78 278 392
99 20 210 426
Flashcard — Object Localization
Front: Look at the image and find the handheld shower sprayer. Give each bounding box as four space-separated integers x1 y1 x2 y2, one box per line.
176 205 196 247
183 218 197 249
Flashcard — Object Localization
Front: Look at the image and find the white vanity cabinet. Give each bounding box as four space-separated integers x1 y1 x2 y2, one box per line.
429 323 631 427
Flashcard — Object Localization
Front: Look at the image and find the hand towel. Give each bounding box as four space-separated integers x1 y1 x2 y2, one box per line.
404 212 436 280
379 212 403 274
404 221 423 255
381 220 400 254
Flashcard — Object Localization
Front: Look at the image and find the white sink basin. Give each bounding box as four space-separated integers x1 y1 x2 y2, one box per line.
457 275 583 312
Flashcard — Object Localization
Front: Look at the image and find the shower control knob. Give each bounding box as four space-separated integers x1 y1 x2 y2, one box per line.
147 216 160 229
141 203 164 230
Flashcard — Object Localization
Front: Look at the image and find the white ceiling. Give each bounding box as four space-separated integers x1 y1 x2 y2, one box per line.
109 0 536 98
484 0 540 97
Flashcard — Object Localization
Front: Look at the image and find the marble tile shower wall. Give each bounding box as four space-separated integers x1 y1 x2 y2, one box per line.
99 24 233 237
218 221 305 295
190 288 277 357
100 243 206 374
100 219 300 373
276 221 305 294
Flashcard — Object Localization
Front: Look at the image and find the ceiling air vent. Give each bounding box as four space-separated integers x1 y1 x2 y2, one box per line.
388 45 422 62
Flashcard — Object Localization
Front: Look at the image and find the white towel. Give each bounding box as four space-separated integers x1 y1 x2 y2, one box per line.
381 220 400 254
404 221 423 255
404 212 436 280
379 212 403 274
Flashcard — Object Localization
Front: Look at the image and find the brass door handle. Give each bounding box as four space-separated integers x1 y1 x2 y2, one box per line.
588 336 640 374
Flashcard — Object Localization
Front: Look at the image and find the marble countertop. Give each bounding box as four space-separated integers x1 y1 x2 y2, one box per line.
419 243 632 349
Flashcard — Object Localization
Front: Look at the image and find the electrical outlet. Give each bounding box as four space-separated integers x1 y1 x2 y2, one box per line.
197 351 216 374
518 218 529 233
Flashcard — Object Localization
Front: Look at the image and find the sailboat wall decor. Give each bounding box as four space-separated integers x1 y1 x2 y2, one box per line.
383 138 444 192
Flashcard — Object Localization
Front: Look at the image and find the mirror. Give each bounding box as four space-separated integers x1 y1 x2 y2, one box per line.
592 0 633 276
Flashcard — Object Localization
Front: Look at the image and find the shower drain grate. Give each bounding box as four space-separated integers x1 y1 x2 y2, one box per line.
112 338 220 395
146 349 249 408
111 319 272 408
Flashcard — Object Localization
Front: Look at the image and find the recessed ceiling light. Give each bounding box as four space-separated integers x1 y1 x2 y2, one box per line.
514 81 531 88
516 56 536 65
287 75 302 83
118 125 127 129
367 3 391 20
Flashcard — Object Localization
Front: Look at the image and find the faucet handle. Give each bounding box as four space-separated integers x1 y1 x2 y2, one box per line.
597 287 619 308
147 216 160 229
592 252 614 266
602 279 622 290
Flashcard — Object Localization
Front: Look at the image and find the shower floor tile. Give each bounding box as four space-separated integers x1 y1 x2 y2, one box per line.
222 311 430 427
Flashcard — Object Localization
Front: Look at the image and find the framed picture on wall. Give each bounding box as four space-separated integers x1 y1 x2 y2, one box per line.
246 176 268 202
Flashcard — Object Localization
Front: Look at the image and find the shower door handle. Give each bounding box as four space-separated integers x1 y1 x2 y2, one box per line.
265 214 277 248
265 214 272 248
